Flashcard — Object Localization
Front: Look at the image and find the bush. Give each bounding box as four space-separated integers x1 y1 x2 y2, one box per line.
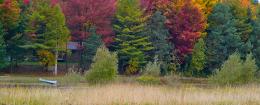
241 54 258 82
137 57 161 85
126 58 139 75
37 50 55 68
61 67 83 84
137 75 161 85
142 58 161 76
209 53 257 85
85 45 118 84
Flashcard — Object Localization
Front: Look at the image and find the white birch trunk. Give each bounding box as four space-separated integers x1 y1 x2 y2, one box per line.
54 49 58 75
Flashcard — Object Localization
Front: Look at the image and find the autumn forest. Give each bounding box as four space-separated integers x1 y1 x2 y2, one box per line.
0 0 260 104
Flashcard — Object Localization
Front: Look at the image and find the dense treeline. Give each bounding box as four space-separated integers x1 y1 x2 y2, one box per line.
0 0 259 78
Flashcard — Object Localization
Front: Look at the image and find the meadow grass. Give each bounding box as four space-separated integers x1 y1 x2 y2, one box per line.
0 74 84 85
0 83 260 105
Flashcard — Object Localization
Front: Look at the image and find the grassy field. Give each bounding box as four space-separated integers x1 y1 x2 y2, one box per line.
0 83 260 105
0 75 207 87
0 75 260 105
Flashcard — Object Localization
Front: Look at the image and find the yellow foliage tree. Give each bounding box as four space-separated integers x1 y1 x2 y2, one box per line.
192 0 219 17
240 0 258 20
37 50 55 70
221 0 257 19
168 0 218 16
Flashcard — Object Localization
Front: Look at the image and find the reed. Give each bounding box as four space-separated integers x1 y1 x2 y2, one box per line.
0 83 260 105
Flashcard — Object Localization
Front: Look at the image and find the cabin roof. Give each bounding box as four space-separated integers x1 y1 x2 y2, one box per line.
67 42 80 50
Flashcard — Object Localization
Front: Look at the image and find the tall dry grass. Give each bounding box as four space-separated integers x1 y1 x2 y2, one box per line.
0 83 260 105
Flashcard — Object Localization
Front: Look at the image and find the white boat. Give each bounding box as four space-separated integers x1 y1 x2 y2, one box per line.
39 78 57 85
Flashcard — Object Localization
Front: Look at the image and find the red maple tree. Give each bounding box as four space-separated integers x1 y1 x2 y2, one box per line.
141 0 170 13
61 0 116 44
166 0 206 62
23 0 30 5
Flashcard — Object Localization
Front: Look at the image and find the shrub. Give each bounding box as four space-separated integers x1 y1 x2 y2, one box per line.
37 50 55 68
137 75 161 85
61 67 83 84
126 58 139 75
142 57 161 76
240 54 258 83
85 45 118 84
137 57 161 85
209 53 257 85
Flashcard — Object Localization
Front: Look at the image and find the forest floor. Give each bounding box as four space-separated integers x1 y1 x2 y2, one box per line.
0 75 260 105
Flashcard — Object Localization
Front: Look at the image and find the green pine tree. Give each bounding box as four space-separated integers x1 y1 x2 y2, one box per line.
113 0 153 74
188 38 206 76
9 1 33 65
251 7 260 69
0 0 23 71
25 1 70 75
205 3 242 73
82 26 102 71
226 0 253 42
146 11 172 75
225 1 253 60
0 22 7 69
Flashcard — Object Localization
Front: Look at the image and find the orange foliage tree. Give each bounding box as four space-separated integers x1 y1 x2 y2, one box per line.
0 0 20 29
166 0 207 62
192 0 218 17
